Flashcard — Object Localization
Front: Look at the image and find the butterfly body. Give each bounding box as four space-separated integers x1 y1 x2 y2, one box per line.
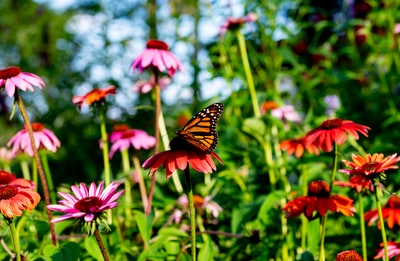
170 103 224 153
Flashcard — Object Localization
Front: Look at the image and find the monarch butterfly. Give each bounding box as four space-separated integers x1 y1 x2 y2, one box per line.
170 103 224 154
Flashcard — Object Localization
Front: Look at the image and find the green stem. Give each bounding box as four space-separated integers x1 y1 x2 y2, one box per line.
121 149 133 224
158 107 183 193
132 154 149 212
8 219 21 261
358 193 367 261
329 144 338 193
300 164 307 251
40 153 56 204
319 215 327 261
184 167 196 261
94 226 110 261
320 143 338 261
236 30 260 118
20 160 30 181
146 77 161 215
98 106 111 186
263 131 276 190
374 183 388 261
15 92 57 246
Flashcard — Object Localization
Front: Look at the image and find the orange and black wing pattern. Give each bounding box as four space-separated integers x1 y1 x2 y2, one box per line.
171 103 224 154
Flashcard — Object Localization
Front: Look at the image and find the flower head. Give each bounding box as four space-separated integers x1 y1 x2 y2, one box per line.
260 100 279 115
219 13 258 36
0 170 40 219
109 124 156 158
374 242 400 260
305 118 370 152
364 195 400 229
7 123 61 157
131 39 183 77
282 180 355 220
0 147 15 165
271 105 302 124
47 181 124 224
0 66 45 97
340 153 400 182
142 148 223 179
324 95 341 117
336 250 363 261
334 174 374 193
280 137 320 158
72 86 116 110
133 75 171 94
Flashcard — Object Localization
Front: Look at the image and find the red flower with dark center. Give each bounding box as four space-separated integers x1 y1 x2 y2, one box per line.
365 195 400 229
280 137 320 158
305 118 370 152
142 148 223 179
334 174 374 193
72 86 116 110
340 153 400 181
282 180 355 220
0 180 40 219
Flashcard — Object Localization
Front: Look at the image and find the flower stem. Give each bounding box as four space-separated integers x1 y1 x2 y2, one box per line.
146 76 161 216
158 108 183 193
319 215 327 261
94 226 110 261
374 182 388 261
320 143 338 261
236 30 260 118
358 193 367 261
132 154 149 211
8 219 21 261
184 167 196 261
40 153 57 204
121 149 133 225
98 106 111 186
300 164 307 251
15 92 57 245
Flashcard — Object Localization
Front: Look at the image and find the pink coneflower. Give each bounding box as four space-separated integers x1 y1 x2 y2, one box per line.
72 85 116 110
271 105 302 124
0 147 15 164
47 181 124 223
0 170 40 219
219 13 258 36
375 242 400 260
7 123 61 157
132 75 171 94
109 124 156 158
131 39 183 77
0 66 45 97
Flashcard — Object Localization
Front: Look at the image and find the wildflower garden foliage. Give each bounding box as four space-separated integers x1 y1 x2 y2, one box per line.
1 0 400 260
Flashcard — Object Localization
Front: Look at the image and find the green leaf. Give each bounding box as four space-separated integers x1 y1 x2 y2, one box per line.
198 235 214 261
133 210 153 247
242 117 266 144
257 190 287 224
84 236 103 261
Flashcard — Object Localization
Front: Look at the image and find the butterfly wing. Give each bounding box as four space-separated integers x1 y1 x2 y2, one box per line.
176 103 224 153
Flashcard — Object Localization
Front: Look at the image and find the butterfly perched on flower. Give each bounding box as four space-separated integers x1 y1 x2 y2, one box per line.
170 103 224 154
